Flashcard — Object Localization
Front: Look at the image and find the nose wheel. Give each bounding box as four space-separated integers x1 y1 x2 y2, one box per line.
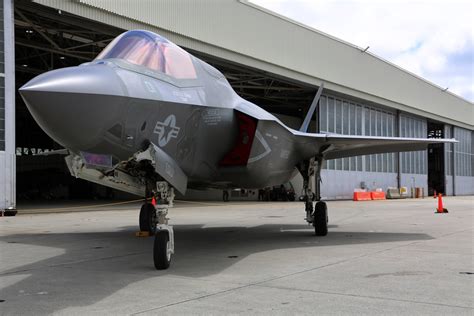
154 230 172 269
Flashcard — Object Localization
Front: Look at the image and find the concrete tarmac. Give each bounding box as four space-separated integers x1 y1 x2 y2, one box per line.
1 197 473 315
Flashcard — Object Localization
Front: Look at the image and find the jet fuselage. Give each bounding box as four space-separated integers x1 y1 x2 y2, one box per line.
20 31 301 191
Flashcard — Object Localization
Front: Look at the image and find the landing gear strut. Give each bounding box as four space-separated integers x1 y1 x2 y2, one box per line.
153 181 175 269
298 157 328 236
139 181 175 270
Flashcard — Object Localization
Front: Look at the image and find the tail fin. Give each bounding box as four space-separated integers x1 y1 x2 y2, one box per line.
299 82 324 133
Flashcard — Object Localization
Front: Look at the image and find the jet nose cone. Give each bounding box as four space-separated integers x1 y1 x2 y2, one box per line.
19 65 126 150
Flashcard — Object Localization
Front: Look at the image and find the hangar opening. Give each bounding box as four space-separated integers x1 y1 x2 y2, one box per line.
427 121 445 196
13 1 316 202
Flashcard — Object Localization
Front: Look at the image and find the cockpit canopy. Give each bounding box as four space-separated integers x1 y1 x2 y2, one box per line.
95 30 197 80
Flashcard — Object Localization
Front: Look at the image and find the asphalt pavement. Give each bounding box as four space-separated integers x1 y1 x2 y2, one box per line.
1 196 473 315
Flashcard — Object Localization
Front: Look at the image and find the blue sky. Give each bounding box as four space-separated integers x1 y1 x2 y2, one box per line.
250 0 473 102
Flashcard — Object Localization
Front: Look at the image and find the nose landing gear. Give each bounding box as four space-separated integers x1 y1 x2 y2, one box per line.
139 181 175 270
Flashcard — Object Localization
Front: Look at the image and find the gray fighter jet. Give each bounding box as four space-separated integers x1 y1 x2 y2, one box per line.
19 30 456 269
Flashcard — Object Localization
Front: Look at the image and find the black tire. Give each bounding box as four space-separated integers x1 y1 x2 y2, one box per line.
139 203 157 234
313 201 328 236
154 230 171 270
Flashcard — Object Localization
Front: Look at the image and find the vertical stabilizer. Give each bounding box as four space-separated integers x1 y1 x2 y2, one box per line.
299 83 324 133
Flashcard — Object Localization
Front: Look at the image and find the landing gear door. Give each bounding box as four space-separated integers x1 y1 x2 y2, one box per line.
135 142 188 195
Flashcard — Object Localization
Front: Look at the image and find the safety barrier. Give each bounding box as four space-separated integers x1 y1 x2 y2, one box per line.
370 191 386 200
353 191 372 201
353 191 386 201
386 188 402 199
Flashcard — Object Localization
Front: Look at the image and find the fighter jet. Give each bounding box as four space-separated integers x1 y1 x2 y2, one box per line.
19 30 456 269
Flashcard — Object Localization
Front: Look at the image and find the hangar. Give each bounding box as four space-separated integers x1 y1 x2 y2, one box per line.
1 0 473 210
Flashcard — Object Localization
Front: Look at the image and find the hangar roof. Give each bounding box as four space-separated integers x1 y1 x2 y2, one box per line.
34 0 473 129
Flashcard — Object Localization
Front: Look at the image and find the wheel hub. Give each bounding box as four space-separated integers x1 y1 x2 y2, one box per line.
166 240 171 261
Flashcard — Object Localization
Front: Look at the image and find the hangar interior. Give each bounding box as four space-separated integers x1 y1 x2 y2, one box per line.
2 0 473 207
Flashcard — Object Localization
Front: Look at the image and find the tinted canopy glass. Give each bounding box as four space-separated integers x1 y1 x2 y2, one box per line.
96 30 197 79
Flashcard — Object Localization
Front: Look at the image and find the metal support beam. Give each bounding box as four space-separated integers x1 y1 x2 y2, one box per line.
396 110 401 188
451 125 456 196
16 39 91 60
15 2 120 37
15 8 61 49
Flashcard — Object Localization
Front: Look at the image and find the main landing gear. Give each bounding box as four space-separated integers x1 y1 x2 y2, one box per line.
298 158 328 236
139 181 175 270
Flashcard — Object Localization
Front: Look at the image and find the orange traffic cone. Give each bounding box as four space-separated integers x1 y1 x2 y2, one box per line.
435 193 448 213
151 196 156 206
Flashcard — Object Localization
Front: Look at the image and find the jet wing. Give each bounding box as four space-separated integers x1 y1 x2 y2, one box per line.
292 131 456 160
321 134 456 160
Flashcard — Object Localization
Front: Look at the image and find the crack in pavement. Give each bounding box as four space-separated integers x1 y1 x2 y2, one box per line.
254 284 473 310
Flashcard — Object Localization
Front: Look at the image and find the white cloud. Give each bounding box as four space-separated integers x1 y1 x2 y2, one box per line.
250 0 474 101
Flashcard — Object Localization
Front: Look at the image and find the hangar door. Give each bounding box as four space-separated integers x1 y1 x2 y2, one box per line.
1 0 15 211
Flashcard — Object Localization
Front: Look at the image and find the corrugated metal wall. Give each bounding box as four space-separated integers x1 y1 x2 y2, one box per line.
33 0 473 130
398 114 428 196
317 96 430 199
318 93 398 199
444 125 454 196
453 127 474 195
